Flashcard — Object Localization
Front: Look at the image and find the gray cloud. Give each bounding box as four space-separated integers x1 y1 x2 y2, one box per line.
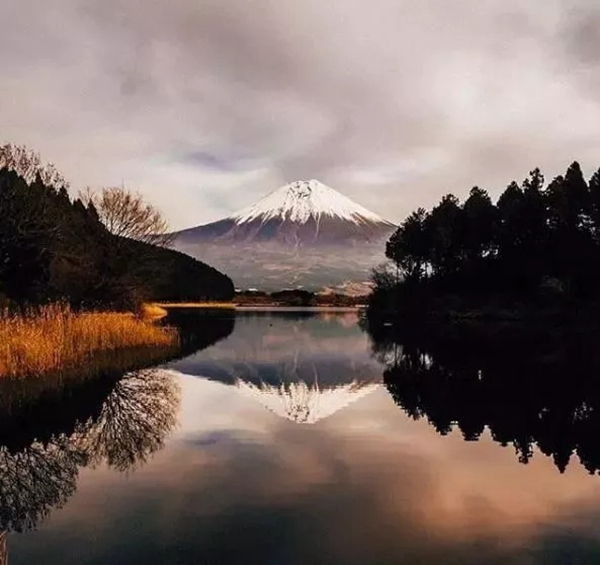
1 0 600 227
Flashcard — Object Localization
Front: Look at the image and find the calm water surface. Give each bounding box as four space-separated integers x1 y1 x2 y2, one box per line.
4 310 600 564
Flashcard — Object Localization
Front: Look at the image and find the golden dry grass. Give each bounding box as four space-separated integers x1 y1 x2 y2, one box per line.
0 304 178 379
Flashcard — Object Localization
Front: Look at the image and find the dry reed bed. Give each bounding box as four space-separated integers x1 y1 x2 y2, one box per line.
0 304 178 379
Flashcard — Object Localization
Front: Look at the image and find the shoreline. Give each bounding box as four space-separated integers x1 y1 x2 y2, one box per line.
0 305 178 380
155 302 362 312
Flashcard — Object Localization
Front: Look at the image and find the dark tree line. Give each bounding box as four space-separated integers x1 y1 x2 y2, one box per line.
0 165 234 309
381 162 600 304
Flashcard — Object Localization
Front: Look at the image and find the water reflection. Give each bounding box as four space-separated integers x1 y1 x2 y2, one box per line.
167 311 382 423
0 312 235 544
366 322 600 474
73 369 180 472
0 369 179 537
8 311 600 564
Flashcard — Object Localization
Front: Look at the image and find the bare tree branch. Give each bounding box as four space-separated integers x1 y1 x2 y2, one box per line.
80 186 174 247
0 143 69 190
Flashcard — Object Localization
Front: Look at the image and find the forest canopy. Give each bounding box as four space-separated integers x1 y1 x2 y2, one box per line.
0 145 234 309
380 161 600 304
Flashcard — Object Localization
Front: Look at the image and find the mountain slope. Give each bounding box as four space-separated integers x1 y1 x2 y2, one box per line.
172 180 396 291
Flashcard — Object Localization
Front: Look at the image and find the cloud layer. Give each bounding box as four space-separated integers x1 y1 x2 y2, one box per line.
2 0 600 227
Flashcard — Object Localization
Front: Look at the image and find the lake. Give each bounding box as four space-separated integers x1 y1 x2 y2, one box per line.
4 310 600 564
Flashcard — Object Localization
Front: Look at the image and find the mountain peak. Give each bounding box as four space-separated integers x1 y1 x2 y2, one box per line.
229 179 390 226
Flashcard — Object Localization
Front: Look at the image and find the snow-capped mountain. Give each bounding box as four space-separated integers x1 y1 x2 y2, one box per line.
232 179 386 225
172 180 396 291
174 180 395 247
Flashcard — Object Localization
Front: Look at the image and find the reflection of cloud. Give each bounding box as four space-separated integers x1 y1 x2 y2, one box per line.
169 313 383 384
17 374 600 564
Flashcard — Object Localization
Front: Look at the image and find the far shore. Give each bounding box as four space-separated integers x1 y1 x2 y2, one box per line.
154 302 363 312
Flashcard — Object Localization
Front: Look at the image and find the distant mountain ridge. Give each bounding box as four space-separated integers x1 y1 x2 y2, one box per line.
172 180 396 291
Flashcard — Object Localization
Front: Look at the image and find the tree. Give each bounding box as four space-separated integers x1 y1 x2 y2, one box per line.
371 262 398 291
386 208 430 280
80 186 173 247
546 162 590 233
0 439 82 533
589 168 600 241
544 164 597 295
426 194 464 275
497 181 525 249
0 143 68 190
520 168 547 248
462 186 497 261
76 368 180 472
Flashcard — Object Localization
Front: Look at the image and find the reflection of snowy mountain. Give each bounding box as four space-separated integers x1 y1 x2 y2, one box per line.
235 379 380 424
167 312 384 424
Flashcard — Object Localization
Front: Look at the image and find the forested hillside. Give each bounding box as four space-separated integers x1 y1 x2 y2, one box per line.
0 166 234 308
371 161 600 319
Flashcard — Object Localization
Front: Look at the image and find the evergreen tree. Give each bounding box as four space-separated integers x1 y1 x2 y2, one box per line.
386 208 430 280
589 168 600 241
378 161 600 303
462 186 497 262
426 194 464 275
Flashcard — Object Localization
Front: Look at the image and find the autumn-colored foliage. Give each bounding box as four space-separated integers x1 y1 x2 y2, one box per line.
0 304 178 379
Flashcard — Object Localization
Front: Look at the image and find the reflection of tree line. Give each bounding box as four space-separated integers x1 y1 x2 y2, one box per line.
370 326 600 474
0 369 179 535
0 311 236 543
0 311 235 454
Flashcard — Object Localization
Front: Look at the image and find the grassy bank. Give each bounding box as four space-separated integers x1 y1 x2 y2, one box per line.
0 304 178 379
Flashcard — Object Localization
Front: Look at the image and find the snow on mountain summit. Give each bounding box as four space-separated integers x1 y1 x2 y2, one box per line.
230 179 389 225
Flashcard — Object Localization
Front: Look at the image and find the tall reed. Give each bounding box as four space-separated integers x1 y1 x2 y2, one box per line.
0 304 178 379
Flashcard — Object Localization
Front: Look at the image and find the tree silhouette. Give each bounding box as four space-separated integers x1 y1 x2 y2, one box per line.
462 186 497 262
0 438 83 533
367 323 600 475
427 194 464 276
80 186 174 247
0 143 69 190
385 208 430 281
377 161 600 309
0 147 234 308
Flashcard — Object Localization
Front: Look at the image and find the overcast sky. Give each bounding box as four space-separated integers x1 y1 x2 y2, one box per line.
1 0 600 228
